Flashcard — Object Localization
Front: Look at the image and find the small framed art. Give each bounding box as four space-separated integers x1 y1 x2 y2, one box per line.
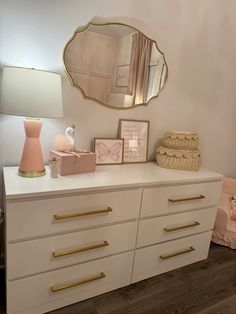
116 64 130 87
118 119 149 163
94 138 124 165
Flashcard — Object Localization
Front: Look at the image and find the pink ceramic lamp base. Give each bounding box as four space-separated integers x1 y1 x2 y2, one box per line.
18 118 45 177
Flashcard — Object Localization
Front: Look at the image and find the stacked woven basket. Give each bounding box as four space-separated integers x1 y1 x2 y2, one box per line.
156 131 201 171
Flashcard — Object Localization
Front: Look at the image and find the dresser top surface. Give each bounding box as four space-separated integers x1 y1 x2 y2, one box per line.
3 163 223 200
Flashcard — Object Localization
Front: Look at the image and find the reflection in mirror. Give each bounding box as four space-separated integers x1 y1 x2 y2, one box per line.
64 23 168 109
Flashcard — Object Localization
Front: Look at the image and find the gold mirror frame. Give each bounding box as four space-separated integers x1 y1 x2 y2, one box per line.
63 22 168 110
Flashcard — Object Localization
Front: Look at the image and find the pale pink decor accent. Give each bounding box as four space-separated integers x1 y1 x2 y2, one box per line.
96 142 122 162
0 67 63 177
52 125 75 152
19 119 45 174
212 177 236 249
94 138 124 165
231 208 236 221
49 150 96 176
52 135 73 152
231 197 236 221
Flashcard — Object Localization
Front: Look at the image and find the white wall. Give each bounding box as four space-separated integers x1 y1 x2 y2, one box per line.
0 0 236 205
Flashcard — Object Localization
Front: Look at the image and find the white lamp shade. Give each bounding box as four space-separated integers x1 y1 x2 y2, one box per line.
0 67 63 118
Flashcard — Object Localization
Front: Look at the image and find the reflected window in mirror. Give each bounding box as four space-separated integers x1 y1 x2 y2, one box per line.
63 23 168 109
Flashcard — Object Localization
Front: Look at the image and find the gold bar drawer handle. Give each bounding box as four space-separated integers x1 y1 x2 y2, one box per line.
160 246 195 260
168 195 205 203
164 221 200 232
54 206 112 220
53 241 109 257
51 272 105 293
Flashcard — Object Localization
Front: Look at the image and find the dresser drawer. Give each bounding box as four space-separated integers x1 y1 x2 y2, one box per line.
132 231 212 283
141 181 222 218
8 221 137 280
7 189 141 241
8 251 133 314
137 207 216 248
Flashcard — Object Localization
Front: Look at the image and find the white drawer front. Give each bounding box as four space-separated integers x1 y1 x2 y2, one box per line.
132 231 212 283
7 189 141 241
141 181 222 218
137 207 216 248
8 221 137 280
8 251 133 314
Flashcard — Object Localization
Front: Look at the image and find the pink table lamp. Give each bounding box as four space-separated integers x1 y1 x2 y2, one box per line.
0 67 63 177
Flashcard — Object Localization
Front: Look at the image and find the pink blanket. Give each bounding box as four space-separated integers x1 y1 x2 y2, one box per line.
212 177 236 249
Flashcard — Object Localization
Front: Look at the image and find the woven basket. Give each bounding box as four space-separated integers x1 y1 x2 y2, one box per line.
156 146 201 171
163 131 199 150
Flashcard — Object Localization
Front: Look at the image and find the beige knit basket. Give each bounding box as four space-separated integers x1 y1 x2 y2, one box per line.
163 131 199 150
156 146 201 171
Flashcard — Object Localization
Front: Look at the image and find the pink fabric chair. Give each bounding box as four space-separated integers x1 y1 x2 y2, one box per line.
212 177 236 249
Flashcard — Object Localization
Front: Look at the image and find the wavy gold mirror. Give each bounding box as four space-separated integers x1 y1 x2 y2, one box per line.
63 22 168 109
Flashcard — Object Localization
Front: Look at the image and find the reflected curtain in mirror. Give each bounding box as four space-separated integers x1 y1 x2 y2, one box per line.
128 32 152 106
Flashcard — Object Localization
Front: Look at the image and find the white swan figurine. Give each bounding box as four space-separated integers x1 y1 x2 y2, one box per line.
65 125 75 148
53 125 79 155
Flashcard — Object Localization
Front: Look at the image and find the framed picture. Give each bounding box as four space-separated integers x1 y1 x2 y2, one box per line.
116 64 130 87
94 138 124 165
118 119 149 163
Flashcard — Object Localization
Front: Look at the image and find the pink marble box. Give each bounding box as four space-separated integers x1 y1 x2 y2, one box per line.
49 150 96 176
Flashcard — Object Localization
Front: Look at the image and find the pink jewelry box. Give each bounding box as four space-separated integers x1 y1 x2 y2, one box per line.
49 150 96 176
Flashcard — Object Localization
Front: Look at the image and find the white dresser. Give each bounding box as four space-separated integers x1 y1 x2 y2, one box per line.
3 163 223 314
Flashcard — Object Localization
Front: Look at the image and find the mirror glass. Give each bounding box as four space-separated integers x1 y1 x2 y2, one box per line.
63 23 168 109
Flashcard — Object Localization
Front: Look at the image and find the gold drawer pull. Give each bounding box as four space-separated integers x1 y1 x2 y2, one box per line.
160 246 195 260
53 241 109 257
168 195 205 203
51 272 105 292
54 207 112 220
164 221 200 232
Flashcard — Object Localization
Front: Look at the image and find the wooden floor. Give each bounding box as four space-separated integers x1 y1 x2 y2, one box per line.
1 243 236 314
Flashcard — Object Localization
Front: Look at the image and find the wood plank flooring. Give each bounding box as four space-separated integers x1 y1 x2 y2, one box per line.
199 294 236 314
1 243 236 314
